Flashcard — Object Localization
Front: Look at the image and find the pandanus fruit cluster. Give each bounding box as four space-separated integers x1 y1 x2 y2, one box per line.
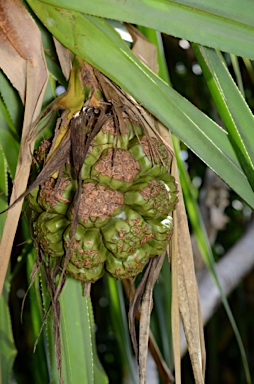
27 62 177 283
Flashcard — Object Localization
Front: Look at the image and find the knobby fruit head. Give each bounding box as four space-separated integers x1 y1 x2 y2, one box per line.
28 65 178 283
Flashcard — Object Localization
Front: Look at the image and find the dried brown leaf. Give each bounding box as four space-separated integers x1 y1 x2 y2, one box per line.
155 124 183 382
148 332 174 384
0 27 26 102
171 225 182 384
174 192 205 384
160 124 206 383
0 0 48 296
123 279 174 383
125 24 158 73
53 37 73 81
138 255 165 384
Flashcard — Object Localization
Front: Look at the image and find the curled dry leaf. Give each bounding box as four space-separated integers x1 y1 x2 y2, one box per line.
161 125 206 384
0 0 48 295
138 254 166 384
0 27 26 103
123 278 174 383
174 184 205 383
53 37 73 81
125 24 157 73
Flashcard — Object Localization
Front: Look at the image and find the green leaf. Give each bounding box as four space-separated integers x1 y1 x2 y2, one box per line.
106 277 137 384
59 278 108 384
0 147 8 238
40 276 108 383
242 58 254 86
193 45 254 191
230 54 245 96
24 226 50 384
0 71 23 135
37 0 254 60
86 296 109 384
25 1 254 208
0 277 17 383
0 96 20 179
152 259 173 366
173 137 251 384
39 273 59 383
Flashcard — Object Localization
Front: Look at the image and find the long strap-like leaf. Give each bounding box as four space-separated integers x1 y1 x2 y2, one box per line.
33 0 254 60
0 0 48 296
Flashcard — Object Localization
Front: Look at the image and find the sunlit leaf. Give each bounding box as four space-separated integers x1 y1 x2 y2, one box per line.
35 0 254 60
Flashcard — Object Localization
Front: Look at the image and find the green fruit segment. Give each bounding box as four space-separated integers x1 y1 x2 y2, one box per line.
81 118 140 180
129 136 173 179
27 186 42 213
93 117 118 147
101 207 154 258
81 143 113 180
105 244 150 279
65 261 104 283
124 179 174 219
34 212 70 256
149 216 174 239
147 216 174 255
91 148 140 191
92 117 142 150
128 139 153 175
68 182 124 228
160 173 178 210
64 225 108 269
38 175 77 214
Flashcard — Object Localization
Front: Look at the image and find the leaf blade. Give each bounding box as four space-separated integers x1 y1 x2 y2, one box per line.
193 45 254 191
59 278 108 384
0 96 20 179
173 137 252 384
106 277 138 384
0 277 17 384
0 0 48 297
38 0 254 59
0 147 8 238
